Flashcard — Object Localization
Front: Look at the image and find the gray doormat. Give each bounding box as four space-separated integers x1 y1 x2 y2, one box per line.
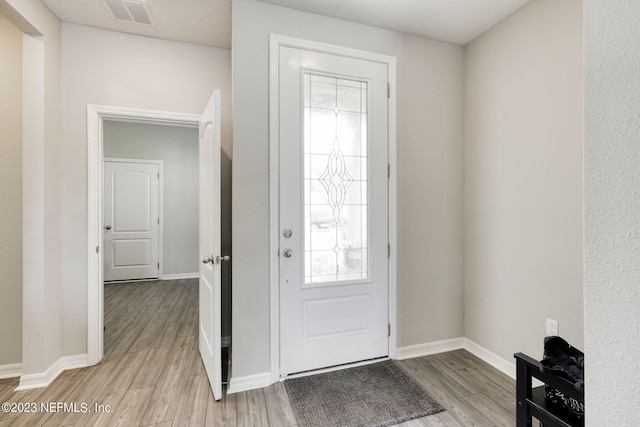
284 360 444 427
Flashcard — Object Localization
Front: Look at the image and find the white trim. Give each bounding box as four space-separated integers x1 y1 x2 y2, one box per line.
87 105 200 366
104 157 164 280
0 363 23 380
226 372 273 395
229 338 525 392
270 34 398 65
268 34 281 384
387 56 398 359
463 338 516 380
16 354 88 391
281 357 389 381
268 33 398 383
161 272 200 280
396 338 465 360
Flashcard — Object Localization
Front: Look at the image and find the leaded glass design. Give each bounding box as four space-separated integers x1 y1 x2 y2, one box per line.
304 73 368 284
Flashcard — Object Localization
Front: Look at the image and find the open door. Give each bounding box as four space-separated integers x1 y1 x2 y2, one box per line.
199 89 222 400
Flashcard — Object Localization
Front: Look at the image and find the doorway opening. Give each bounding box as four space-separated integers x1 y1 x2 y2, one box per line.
87 105 202 364
87 103 230 396
101 120 198 360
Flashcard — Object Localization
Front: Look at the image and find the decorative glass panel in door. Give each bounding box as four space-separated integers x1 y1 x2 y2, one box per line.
303 73 369 284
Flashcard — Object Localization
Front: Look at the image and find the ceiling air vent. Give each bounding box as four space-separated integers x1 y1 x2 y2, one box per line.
105 0 153 25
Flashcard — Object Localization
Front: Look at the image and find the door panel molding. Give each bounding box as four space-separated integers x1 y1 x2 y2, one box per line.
268 34 397 382
86 105 200 366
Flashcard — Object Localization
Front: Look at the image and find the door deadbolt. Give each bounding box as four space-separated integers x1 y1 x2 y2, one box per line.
283 229 292 238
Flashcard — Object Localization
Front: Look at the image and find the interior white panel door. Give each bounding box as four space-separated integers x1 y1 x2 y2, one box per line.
199 89 223 401
104 160 159 281
279 46 390 375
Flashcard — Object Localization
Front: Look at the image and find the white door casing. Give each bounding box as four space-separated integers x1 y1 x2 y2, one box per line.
103 159 160 281
198 90 223 400
277 43 392 376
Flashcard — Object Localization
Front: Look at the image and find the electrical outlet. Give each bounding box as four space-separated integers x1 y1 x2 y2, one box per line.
546 318 558 336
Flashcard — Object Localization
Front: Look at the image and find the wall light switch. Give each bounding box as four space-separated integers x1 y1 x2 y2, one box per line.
546 318 558 336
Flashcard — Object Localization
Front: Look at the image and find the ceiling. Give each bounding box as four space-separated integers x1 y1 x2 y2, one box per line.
42 0 531 49
257 0 531 45
42 0 232 48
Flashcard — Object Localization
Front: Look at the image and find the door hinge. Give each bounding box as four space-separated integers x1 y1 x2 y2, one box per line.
96 246 99 254
388 243 391 258
157 172 160 179
388 163 391 178
157 262 160 269
387 83 390 98
388 323 391 337
157 217 160 225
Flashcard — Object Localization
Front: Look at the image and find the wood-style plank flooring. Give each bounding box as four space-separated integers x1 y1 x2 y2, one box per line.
0 279 519 426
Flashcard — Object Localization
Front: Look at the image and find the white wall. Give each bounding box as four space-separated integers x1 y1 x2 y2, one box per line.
0 12 23 367
3 0 63 378
464 0 583 363
60 23 232 356
584 1 640 423
232 0 464 379
103 121 199 276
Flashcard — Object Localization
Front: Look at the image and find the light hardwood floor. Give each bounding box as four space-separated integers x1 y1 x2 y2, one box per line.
0 279 518 426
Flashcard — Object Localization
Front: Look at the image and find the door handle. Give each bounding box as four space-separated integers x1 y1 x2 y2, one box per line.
202 255 230 265
105 225 111 230
282 248 293 258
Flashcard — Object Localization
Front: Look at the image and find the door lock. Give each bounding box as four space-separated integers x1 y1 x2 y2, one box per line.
202 255 230 264
282 248 293 258
283 229 292 238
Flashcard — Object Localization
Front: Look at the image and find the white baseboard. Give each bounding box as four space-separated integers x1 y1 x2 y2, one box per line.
396 337 465 360
225 338 518 395
0 363 22 379
227 371 273 395
161 272 199 280
395 337 521 383
16 354 88 391
463 338 516 380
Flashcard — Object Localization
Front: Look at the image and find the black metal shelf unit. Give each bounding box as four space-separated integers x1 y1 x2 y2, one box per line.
514 352 584 427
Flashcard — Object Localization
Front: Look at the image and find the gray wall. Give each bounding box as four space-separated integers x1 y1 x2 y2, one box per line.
104 121 199 276
0 12 22 367
59 23 231 356
232 0 465 379
464 0 583 362
584 1 640 423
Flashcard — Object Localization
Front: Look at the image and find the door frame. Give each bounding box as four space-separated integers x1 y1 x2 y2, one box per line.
86 104 200 365
268 34 398 381
103 157 164 281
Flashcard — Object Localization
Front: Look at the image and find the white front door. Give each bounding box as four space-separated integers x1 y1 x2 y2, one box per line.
279 46 390 375
104 159 160 281
198 90 223 400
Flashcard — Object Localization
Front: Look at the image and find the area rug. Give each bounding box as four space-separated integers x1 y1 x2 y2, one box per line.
284 360 444 427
